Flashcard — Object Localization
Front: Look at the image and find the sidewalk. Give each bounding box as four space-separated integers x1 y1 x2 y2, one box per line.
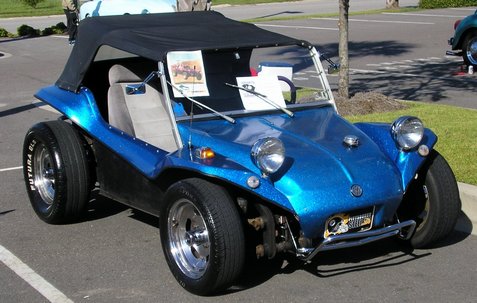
457 182 477 236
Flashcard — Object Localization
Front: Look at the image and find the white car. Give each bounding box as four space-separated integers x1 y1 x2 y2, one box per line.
79 0 177 20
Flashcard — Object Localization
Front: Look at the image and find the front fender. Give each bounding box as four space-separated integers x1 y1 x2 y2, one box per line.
354 122 437 192
159 150 296 214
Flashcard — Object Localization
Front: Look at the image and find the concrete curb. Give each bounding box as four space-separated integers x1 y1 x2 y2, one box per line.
456 182 477 236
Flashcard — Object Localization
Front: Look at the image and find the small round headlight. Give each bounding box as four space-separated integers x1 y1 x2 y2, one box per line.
391 116 424 151
251 137 285 175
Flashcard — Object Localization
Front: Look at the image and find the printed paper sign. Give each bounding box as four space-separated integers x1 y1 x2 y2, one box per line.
236 75 286 110
167 51 209 98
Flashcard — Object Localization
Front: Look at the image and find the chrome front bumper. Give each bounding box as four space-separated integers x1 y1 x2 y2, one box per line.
296 220 416 261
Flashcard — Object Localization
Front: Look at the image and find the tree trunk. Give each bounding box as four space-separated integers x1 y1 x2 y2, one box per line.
338 0 349 98
386 0 399 9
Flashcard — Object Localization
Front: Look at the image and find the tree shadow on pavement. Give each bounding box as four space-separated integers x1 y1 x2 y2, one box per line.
348 60 477 103
316 40 415 60
314 41 477 104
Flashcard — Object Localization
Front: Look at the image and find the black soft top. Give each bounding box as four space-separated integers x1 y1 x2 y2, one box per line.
56 11 306 92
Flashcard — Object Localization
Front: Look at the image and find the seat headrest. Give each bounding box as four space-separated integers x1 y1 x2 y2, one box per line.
108 64 143 85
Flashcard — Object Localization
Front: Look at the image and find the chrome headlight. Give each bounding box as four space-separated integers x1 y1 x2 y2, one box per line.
251 137 285 175
391 116 424 150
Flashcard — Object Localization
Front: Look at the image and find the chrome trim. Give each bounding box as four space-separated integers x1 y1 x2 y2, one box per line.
158 62 184 150
296 220 416 261
309 47 337 113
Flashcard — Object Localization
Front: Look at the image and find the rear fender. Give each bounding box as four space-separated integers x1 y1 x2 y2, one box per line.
35 85 169 178
452 14 477 49
354 122 437 192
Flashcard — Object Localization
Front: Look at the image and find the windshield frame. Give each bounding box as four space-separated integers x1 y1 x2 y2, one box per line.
157 44 336 148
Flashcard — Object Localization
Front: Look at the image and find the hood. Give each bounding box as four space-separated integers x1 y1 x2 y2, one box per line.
177 106 404 238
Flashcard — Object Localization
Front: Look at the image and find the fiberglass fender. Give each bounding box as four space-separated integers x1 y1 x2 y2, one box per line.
354 122 437 192
34 86 170 178
159 150 296 214
452 12 477 50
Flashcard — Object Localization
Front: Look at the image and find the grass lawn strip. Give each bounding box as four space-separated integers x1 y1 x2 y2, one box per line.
346 102 477 186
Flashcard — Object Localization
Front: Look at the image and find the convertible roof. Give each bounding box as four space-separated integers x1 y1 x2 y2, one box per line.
56 11 306 92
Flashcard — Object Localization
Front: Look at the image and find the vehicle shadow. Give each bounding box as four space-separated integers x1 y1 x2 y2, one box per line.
226 228 471 294
84 190 129 222
84 191 160 227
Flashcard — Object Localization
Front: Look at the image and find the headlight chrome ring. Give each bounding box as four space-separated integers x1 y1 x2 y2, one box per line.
391 116 424 151
251 137 285 176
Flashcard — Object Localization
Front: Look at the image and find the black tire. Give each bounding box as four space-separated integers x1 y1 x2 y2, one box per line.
398 150 461 248
462 30 477 66
196 73 202 80
159 178 245 295
23 120 91 224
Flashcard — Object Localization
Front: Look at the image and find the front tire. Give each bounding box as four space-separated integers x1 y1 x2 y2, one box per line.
462 30 477 66
23 121 91 224
398 150 461 248
159 179 245 295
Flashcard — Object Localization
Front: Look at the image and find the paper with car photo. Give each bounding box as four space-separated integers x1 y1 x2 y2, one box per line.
167 50 209 98
236 75 286 111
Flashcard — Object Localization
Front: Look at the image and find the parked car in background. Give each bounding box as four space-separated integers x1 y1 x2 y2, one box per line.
25 12 461 295
448 9 477 65
79 0 211 20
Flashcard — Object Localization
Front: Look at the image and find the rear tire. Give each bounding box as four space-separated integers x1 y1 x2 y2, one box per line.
23 121 91 224
398 150 461 248
462 31 477 66
159 179 245 295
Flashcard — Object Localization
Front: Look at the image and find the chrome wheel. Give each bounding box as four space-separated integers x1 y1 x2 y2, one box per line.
167 199 210 279
465 36 477 65
33 142 55 206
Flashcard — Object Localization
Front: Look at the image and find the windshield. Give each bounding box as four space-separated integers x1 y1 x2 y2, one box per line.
164 45 334 121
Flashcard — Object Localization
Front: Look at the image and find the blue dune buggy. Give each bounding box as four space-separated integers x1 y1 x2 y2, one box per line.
24 12 461 295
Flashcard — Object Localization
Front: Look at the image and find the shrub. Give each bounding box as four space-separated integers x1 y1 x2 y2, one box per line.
20 0 45 9
41 23 67 36
55 22 67 32
0 27 12 38
17 24 40 37
41 27 54 36
419 0 477 9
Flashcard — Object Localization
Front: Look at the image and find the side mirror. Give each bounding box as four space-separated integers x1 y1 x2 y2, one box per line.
126 84 146 95
125 71 159 95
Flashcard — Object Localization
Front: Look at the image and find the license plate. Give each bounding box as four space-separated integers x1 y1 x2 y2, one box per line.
324 207 374 238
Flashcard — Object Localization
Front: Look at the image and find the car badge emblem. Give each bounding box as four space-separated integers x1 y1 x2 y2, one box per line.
350 184 363 197
343 135 359 148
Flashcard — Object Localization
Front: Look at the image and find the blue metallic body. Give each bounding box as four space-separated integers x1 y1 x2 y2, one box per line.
35 85 437 239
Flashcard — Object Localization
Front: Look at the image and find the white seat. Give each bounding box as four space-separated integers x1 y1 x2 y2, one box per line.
107 63 178 152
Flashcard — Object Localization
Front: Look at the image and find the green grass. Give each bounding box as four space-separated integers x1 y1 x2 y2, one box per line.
345 102 477 186
0 0 62 18
244 7 421 22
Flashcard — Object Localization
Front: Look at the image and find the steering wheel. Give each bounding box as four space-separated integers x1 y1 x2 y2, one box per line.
277 76 296 104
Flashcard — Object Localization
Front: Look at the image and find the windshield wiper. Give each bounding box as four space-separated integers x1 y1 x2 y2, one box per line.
224 82 294 117
166 80 235 124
